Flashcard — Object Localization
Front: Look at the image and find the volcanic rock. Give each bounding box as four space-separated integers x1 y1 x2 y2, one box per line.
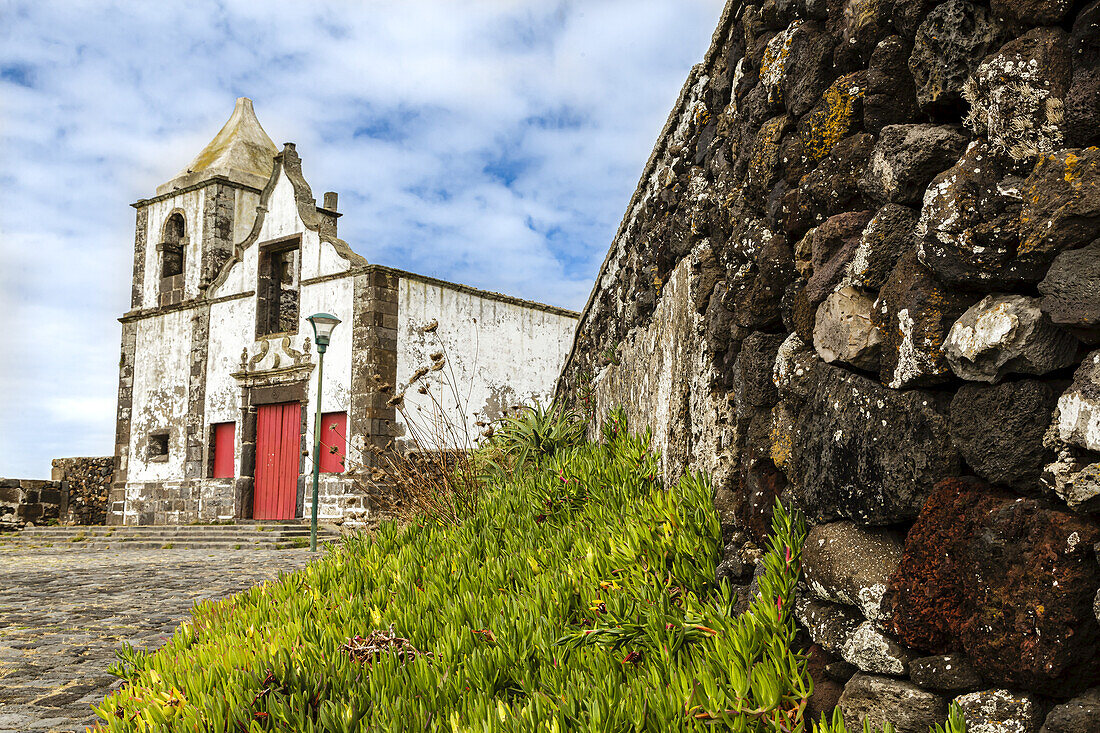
806 210 875 305
1040 687 1100 733
781 279 817 344
792 133 875 231
790 363 958 525
892 0 939 41
813 286 882 371
910 654 984 694
1039 239 1100 339
745 115 793 204
916 143 1031 289
963 27 1072 161
797 72 867 167
802 520 904 623
888 477 1100 695
873 251 976 389
954 689 1044 733
728 232 796 332
948 380 1058 492
909 0 1005 112
733 332 787 414
990 0 1074 26
796 597 911 675
759 20 836 118
1063 2 1100 148
864 36 919 134
945 295 1079 382
772 333 820 405
840 203 919 292
838 673 949 733
1054 350 1100 452
1041 451 1100 513
860 124 969 207
1019 148 1100 266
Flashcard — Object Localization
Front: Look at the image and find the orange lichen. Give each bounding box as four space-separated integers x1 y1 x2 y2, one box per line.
799 74 866 165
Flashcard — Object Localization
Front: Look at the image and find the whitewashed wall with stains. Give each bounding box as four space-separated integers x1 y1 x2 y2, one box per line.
395 278 577 448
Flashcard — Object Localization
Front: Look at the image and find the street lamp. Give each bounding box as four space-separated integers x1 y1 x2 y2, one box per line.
307 312 341 552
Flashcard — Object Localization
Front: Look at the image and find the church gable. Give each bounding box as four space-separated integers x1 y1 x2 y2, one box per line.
207 143 365 301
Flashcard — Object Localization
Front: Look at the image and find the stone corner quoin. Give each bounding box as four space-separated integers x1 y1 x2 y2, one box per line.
556 0 1100 722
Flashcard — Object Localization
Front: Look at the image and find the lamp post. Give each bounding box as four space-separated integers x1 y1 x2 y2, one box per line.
307 312 341 552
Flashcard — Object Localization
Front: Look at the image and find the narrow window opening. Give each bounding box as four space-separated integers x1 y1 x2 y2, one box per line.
161 213 185 278
319 412 347 474
257 240 300 337
147 432 169 462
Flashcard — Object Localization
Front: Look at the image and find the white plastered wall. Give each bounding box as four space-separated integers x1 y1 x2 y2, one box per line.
141 189 205 307
395 278 577 449
205 169 355 485
128 309 194 482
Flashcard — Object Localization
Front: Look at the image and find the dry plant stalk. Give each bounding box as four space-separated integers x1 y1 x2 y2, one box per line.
323 318 489 524
340 624 433 666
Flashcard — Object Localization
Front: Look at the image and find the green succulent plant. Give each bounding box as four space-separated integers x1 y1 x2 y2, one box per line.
93 409 965 733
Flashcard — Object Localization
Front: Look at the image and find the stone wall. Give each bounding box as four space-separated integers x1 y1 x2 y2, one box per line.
0 478 63 529
51 457 114 525
559 0 1100 727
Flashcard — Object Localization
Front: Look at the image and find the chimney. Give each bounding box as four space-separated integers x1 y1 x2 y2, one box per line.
323 192 338 211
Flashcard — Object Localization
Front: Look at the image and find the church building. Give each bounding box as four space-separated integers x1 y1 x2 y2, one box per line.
109 98 577 525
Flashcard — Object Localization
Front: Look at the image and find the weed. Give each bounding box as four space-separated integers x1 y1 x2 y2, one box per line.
488 401 586 469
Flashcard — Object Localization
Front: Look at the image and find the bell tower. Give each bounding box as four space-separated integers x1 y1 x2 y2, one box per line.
110 98 279 524
128 97 278 311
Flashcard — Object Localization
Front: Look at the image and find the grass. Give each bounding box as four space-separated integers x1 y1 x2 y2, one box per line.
93 412 965 733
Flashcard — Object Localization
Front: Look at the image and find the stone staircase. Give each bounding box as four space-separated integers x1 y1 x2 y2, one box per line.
0 522 344 551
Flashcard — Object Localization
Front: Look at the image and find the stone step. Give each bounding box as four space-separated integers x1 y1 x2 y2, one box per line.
0 534 338 545
0 524 343 549
14 525 339 536
16 526 333 534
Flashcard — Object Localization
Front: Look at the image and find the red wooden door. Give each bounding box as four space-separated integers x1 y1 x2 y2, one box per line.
254 402 301 520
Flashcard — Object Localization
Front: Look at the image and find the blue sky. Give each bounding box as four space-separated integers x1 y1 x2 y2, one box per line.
0 0 724 477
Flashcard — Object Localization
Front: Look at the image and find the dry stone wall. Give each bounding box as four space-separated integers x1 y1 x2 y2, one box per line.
51 457 114 525
559 0 1100 725
0 478 63 529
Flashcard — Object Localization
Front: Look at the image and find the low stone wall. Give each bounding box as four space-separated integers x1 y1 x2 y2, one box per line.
0 478 63 528
51 457 113 525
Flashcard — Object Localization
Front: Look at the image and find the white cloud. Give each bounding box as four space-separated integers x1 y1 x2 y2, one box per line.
0 0 724 476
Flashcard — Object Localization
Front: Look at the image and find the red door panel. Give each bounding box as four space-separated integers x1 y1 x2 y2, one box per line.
254 402 300 520
212 422 235 478
319 412 347 474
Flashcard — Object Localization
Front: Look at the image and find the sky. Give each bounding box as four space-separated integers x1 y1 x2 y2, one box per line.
0 0 724 477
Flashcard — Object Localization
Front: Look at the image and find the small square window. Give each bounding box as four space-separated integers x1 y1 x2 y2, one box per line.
147 432 169 462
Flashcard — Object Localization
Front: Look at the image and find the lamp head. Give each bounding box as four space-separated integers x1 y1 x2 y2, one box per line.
306 313 341 352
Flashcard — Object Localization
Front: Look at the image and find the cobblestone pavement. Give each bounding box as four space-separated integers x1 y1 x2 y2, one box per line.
0 547 319 732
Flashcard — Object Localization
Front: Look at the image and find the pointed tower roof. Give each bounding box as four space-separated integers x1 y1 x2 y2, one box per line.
156 97 279 195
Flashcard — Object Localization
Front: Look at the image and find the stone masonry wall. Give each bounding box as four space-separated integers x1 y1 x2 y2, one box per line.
0 478 63 529
559 0 1100 728
51 457 114 525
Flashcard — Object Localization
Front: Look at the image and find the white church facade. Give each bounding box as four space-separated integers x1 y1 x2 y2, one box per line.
109 98 578 525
